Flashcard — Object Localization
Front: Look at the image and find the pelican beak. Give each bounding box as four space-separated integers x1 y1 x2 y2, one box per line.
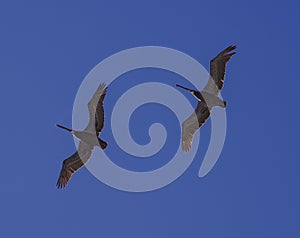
176 84 195 94
56 124 73 133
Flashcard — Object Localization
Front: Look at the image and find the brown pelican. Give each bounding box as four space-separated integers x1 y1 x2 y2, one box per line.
56 83 108 188
176 45 236 152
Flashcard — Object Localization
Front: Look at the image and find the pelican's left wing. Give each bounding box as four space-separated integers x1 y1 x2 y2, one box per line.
56 142 93 189
181 102 210 152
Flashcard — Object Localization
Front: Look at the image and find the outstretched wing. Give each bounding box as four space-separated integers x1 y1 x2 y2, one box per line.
56 142 93 189
95 84 107 133
181 102 210 152
203 45 236 95
85 83 107 134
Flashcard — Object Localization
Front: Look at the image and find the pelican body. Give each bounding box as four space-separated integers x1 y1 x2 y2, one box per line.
56 124 107 148
176 84 226 108
56 83 108 188
176 45 236 152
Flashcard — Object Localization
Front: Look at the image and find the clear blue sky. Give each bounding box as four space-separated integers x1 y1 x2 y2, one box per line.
0 1 299 237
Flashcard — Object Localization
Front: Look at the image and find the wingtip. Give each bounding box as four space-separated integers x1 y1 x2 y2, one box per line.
56 170 70 189
213 45 237 60
228 45 237 50
56 179 65 189
227 45 237 52
182 143 191 152
100 82 108 89
223 45 237 59
56 182 62 189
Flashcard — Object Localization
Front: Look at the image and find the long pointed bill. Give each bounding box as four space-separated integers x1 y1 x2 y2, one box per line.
175 84 195 93
56 124 73 132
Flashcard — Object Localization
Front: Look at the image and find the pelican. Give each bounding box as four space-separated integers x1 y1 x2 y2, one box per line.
56 83 108 188
176 45 236 152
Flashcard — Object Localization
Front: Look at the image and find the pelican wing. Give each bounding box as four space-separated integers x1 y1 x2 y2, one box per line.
203 45 236 95
95 85 107 133
56 142 93 189
85 83 107 133
182 102 210 152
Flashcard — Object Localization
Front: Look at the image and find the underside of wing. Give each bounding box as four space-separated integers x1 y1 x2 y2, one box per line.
56 142 93 189
85 83 107 133
181 102 210 152
203 45 236 95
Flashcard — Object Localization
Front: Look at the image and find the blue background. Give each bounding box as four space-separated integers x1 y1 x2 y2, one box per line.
1 1 299 237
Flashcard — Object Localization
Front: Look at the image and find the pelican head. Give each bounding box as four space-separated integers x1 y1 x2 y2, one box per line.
176 84 204 102
176 84 195 93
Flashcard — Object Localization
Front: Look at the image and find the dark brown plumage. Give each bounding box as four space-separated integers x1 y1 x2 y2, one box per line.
204 45 236 95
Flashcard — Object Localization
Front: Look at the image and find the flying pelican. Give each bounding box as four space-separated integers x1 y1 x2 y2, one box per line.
56 83 108 188
176 45 236 152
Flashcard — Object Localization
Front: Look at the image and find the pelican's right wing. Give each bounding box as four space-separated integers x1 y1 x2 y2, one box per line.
203 45 236 95
85 83 107 133
181 102 210 152
56 142 93 189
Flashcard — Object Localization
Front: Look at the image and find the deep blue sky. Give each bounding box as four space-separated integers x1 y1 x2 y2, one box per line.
1 1 299 237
